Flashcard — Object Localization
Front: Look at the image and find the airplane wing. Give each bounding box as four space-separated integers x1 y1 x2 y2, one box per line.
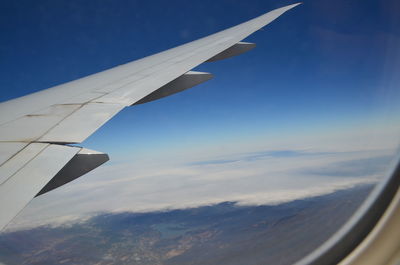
0 3 300 231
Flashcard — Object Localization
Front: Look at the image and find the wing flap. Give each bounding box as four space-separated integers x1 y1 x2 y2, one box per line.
0 143 49 185
0 142 28 166
0 144 80 230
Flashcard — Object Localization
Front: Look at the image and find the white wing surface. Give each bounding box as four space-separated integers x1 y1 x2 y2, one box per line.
0 3 300 231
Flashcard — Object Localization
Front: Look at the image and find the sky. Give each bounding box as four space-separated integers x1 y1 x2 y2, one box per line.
1 0 400 230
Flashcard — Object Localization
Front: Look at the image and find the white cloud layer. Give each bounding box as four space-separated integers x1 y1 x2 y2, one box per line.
5 144 397 231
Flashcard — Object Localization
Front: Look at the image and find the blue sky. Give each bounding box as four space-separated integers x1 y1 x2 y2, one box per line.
1 0 399 161
1 0 400 229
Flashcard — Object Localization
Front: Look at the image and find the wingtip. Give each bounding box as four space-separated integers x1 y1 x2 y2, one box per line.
284 2 303 10
267 2 302 17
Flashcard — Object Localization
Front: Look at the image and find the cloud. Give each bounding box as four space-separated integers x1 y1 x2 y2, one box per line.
188 159 240 166
189 150 337 166
304 155 394 178
5 145 397 232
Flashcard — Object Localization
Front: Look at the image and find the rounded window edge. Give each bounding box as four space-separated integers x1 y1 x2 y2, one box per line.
295 153 400 265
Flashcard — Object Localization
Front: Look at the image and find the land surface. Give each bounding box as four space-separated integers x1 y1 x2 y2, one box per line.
0 185 373 265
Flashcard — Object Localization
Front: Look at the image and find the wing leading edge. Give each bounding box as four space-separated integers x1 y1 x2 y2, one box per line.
0 3 301 231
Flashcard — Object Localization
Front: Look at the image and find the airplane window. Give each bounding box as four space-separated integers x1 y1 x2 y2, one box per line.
0 1 399 265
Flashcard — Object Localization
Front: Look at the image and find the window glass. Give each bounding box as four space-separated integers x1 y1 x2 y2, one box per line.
0 1 399 265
